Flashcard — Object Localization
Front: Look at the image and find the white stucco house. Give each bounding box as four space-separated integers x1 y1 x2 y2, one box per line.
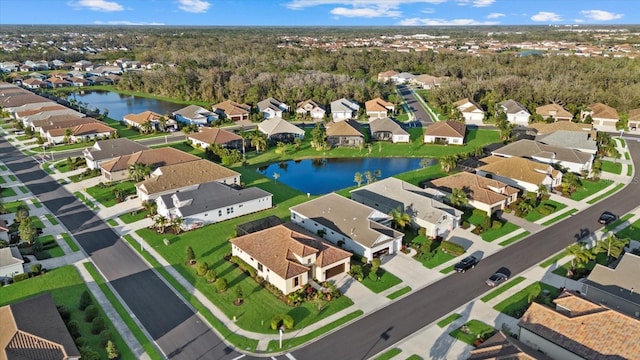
476 156 563 193
499 99 531 126
330 98 360 121
0 247 24 280
453 98 484 125
491 139 594 174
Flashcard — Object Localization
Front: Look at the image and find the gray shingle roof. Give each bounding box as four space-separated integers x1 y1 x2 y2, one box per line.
84 138 149 161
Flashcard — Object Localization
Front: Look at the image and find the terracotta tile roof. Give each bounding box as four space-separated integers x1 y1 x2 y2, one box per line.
365 97 394 113
454 98 483 113
519 291 640 360
100 147 199 173
213 100 250 116
123 110 163 125
137 159 239 195
529 122 593 134
47 120 114 137
628 108 640 121
16 105 66 117
477 156 560 184
38 116 100 132
469 331 550 360
230 223 351 280
424 120 466 138
326 119 363 137
429 172 519 206
0 93 49 108
585 103 618 120
535 104 573 119
188 127 242 146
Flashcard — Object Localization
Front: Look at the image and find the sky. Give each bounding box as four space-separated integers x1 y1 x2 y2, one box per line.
0 0 637 27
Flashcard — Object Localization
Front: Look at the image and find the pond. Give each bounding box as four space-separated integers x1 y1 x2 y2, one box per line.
68 90 183 121
257 157 434 195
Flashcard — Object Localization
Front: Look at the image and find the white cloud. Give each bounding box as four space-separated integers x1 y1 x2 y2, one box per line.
531 12 562 22
330 7 401 17
580 10 623 21
486 12 504 19
94 20 165 25
421 8 435 14
573 19 584 23
176 0 211 13
286 0 446 11
69 0 124 12
456 0 495 7
398 17 498 25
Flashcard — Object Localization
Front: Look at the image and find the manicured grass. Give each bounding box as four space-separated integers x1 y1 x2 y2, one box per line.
74 191 97 209
106 219 118 226
86 182 136 208
32 199 43 208
603 213 633 232
617 218 640 240
35 234 65 259
480 276 526 303
625 152 631 161
375 348 402 360
498 231 530 246
449 320 495 345
440 265 455 274
386 286 412 300
119 209 149 224
84 262 165 360
16 134 29 141
552 253 608 277
45 213 59 225
437 313 462 328
627 165 633 176
416 248 456 269
0 175 5 184
493 281 560 318
570 179 613 201
406 355 423 360
587 183 625 204
2 200 26 213
523 199 567 222
8 174 16 181
69 170 101 183
266 310 363 351
42 162 55 174
358 267 403 294
0 165 7 171
165 141 207 158
393 164 446 187
30 216 45 229
541 208 578 226
0 266 134 360
619 138 626 147
61 233 80 252
481 222 519 242
54 159 87 173
1 186 17 197
602 160 622 175
539 250 567 268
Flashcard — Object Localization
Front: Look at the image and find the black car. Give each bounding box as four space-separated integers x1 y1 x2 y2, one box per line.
454 256 479 273
598 211 617 225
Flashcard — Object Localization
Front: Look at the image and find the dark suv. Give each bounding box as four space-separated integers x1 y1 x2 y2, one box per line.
598 211 617 225
454 256 479 273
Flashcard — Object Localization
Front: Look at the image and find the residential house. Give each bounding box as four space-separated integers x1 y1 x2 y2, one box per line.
365 97 394 119
326 119 364 147
424 120 466 145
83 138 149 169
21 109 84 129
0 293 81 360
377 70 399 83
21 78 46 89
390 72 415 84
491 139 594 173
350 178 462 238
529 121 594 135
518 290 640 360
15 104 67 123
100 147 200 182
38 117 102 142
230 223 352 295
68 77 91 87
0 219 9 242
535 104 573 122
187 127 243 150
89 75 114 85
47 121 115 144
46 77 71 88
123 110 164 131
0 246 24 280
581 103 619 129
499 99 531 125
582 252 640 318
428 172 520 215
156 181 273 231
369 117 409 143
476 156 563 192
468 331 551 360
290 193 404 259
257 97 289 119
212 100 251 123
412 74 447 89
330 98 360 121
258 117 305 142
453 98 484 125
295 99 326 121
135 159 241 201
628 108 640 131
535 130 597 154
73 60 92 71
172 105 217 126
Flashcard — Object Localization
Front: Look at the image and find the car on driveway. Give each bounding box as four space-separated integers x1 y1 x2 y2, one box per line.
486 272 509 287
598 211 617 225
454 256 479 273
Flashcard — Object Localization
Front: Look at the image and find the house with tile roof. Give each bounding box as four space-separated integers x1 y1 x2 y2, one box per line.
476 156 562 192
535 104 573 122
518 290 640 360
0 247 24 280
390 72 415 84
469 331 552 360
212 100 251 123
377 70 399 83
369 117 409 143
83 138 149 169
365 97 395 119
0 293 81 360
21 109 84 129
257 97 289 119
326 119 364 147
123 110 163 131
580 103 619 129
330 98 360 121
135 159 240 201
290 193 404 260
187 127 243 150
491 139 594 173
428 172 520 215
295 99 326 121
258 117 305 142
45 77 71 88
627 108 640 131
43 118 115 145
21 77 47 89
411 74 447 89
529 121 594 135
351 178 462 238
453 98 484 125
15 104 67 122
172 105 217 126
100 147 200 182
230 223 352 295
424 120 467 145
535 130 597 155
36 116 99 137
499 99 531 125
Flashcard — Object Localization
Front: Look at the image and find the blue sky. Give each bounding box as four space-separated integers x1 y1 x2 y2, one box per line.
0 0 636 26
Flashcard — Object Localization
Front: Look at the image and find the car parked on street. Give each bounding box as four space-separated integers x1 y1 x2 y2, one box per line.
454 256 479 273
598 211 617 225
486 272 509 287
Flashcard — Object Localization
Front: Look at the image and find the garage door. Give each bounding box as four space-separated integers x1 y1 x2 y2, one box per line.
324 263 345 279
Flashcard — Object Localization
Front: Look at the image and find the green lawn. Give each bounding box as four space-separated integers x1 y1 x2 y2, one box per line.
440 265 455 274
0 165 7 171
493 281 560 318
415 248 456 269
34 234 65 259
587 183 625 205
61 233 80 252
106 219 118 226
1 186 17 197
386 286 411 300
0 266 134 360
32 199 43 208
480 276 526 303
54 159 87 173
570 179 613 201
119 209 149 224
406 355 424 360
449 320 495 345
603 213 633 232
617 218 640 240
552 253 608 277
45 213 59 225
74 191 97 209
8 174 16 181
523 200 567 222
393 164 446 187
539 250 567 268
30 216 45 229
602 160 622 175
619 138 626 147
627 165 633 176
69 170 101 183
0 175 5 184
437 313 462 328
498 231 530 246
481 222 519 242
359 268 403 294
541 208 578 226
375 348 402 360
2 200 26 213
85 182 136 208
42 163 55 174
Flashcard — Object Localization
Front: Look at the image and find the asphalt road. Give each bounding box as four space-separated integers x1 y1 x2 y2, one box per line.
397 84 433 126
293 139 640 360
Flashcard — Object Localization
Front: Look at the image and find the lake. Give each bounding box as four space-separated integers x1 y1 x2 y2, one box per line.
68 90 183 121
257 157 434 195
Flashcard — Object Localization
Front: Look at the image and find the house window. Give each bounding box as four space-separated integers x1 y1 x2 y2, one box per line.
239 204 243 208
292 213 296 219
294 276 299 287
250 257 254 261
204 213 208 217
226 207 234 214
218 210 222 216
258 263 263 272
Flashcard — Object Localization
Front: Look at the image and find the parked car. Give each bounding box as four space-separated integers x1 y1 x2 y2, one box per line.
598 211 617 225
486 272 509 287
454 256 479 273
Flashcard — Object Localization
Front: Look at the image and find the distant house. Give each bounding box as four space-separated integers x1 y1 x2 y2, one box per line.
476 155 562 192
42 118 115 145
258 117 305 142
0 219 9 242
83 138 149 169
187 127 243 150
390 72 415 84
351 178 462 238
453 98 484 125
535 104 573 122
230 223 352 295
15 104 67 124
212 100 251 123
0 246 24 280
257 97 289 119
491 139 594 173
628 108 640 131
0 294 81 360
21 108 84 129
100 147 200 182
295 99 326 121
38 117 102 142
46 77 71 88
330 98 360 121
290 193 404 259
529 121 594 135
412 74 447 89
424 121 466 145
365 98 394 119
326 119 364 147
369 117 409 143
581 103 619 129
172 105 217 126
499 99 531 125
377 70 399 83
68 77 90 87
21 78 47 89
123 110 164 131
536 130 597 154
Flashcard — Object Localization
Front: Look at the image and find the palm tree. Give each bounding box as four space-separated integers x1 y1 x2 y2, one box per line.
565 243 596 270
129 163 151 182
373 170 382 181
154 215 168 234
64 128 73 144
440 155 457 173
537 184 549 200
250 131 268 153
354 172 363 187
590 158 602 179
141 200 157 216
593 234 629 259
517 199 535 216
171 217 184 234
364 170 374 184
561 172 580 196
449 187 469 208
140 120 152 134
389 207 412 230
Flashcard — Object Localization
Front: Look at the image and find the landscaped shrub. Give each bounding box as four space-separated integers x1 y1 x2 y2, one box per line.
196 261 208 276
91 317 106 334
205 269 217 283
282 314 295 329
12 273 29 282
537 204 556 216
361 256 369 264
440 241 465 256
460 221 470 229
491 220 503 230
349 264 364 281
66 320 80 338
79 290 92 310
368 269 379 281
418 227 426 236
57 304 71 322
30 263 42 274
84 305 99 322
230 256 257 278
99 329 113 346
215 278 228 293
79 346 100 360
481 215 491 231
270 314 283 330
185 246 195 265
75 337 87 347
371 258 381 271
106 340 119 360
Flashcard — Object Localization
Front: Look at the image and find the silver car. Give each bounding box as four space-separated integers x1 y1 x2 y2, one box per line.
486 272 509 287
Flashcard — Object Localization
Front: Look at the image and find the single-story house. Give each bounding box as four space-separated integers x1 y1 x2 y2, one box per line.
0 246 24 280
123 110 163 131
295 99 326 121
258 117 305 142
21 109 84 129
0 219 9 242
499 99 531 125
69 77 91 87
36 116 100 137
365 98 394 119
390 72 415 84
428 171 520 215
377 70 399 83
350 178 462 238
257 97 289 119
21 78 47 89
46 77 71 88
100 147 200 182
290 193 404 260
469 331 550 360
518 290 640 360
172 105 217 126
535 104 573 122
369 117 409 143
536 130 597 154
326 119 364 147
476 155 563 192
44 120 115 145
0 293 81 360
212 100 251 123
453 98 484 125
529 121 594 135
581 103 619 129
230 223 352 295
330 98 360 121
15 104 67 123
628 108 640 131
187 127 243 150
411 74 447 89
424 120 466 145
135 159 241 202
83 138 149 169
491 139 594 173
